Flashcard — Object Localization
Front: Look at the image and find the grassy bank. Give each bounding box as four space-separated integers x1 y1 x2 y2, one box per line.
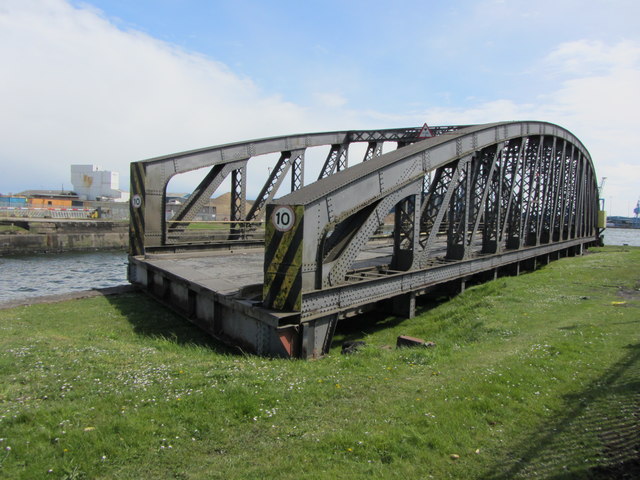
0 224 28 234
0 246 638 479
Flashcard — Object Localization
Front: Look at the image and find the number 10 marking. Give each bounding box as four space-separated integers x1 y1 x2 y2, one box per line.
272 205 295 232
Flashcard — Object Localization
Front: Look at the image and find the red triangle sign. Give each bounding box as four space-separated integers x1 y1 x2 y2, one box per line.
417 122 433 138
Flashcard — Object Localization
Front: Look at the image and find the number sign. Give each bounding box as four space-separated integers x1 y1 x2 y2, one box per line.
272 205 295 232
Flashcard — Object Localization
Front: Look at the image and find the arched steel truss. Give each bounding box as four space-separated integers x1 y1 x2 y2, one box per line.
262 122 598 307
129 125 464 254
129 121 601 358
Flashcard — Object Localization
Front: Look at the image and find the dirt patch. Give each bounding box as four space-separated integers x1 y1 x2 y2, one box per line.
617 287 640 303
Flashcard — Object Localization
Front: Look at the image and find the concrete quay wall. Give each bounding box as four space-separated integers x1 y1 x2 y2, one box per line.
0 220 128 255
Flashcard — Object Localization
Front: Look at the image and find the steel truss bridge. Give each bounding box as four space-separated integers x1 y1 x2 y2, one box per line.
128 121 602 358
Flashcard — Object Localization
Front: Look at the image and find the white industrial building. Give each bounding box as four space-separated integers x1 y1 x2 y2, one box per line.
70 165 129 202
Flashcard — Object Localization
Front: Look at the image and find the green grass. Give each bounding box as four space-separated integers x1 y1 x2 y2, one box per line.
0 224 28 234
182 222 265 232
0 246 638 479
184 222 231 231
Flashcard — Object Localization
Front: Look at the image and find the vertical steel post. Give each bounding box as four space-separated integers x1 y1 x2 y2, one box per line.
263 204 305 311
291 151 305 191
129 161 146 256
230 166 247 240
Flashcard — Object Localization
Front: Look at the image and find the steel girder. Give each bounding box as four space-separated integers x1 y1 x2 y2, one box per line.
129 126 466 254
246 149 305 223
264 121 598 310
166 160 246 241
129 120 599 359
317 143 349 180
300 237 590 322
129 120 598 309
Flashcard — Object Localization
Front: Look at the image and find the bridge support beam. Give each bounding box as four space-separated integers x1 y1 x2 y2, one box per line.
301 315 338 359
522 257 537 271
392 292 416 319
246 150 305 222
229 165 247 240
363 141 384 161
167 160 247 238
393 194 420 270
318 143 349 179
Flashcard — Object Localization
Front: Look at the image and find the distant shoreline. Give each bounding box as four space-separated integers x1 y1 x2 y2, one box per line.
0 219 128 255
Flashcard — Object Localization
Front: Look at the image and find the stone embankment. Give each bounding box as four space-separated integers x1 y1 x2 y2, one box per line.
0 219 128 255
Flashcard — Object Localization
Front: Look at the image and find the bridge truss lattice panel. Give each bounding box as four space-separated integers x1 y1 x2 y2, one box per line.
128 121 600 358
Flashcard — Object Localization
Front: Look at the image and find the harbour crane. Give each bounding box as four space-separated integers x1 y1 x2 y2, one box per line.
598 177 607 210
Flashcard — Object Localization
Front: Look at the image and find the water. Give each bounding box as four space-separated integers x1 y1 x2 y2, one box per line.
602 228 640 247
0 229 638 304
0 250 128 304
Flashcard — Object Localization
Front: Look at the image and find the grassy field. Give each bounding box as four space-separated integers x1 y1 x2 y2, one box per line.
184 222 231 231
182 222 264 231
0 246 638 479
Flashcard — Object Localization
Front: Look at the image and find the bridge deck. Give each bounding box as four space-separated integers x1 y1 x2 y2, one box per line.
135 236 423 297
141 249 265 296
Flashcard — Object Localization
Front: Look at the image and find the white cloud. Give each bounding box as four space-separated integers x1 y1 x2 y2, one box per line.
383 40 640 216
1 3 638 217
537 41 640 216
0 0 318 194
542 40 640 77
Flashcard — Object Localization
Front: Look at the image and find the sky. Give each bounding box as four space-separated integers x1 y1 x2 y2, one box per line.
1 0 639 216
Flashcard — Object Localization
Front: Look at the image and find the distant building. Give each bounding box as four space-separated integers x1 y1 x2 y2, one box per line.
17 190 81 207
0 195 28 207
70 165 129 202
606 215 640 229
165 194 216 221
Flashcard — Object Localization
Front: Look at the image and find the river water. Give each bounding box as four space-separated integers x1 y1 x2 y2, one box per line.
0 228 639 304
0 250 128 304
602 227 640 247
